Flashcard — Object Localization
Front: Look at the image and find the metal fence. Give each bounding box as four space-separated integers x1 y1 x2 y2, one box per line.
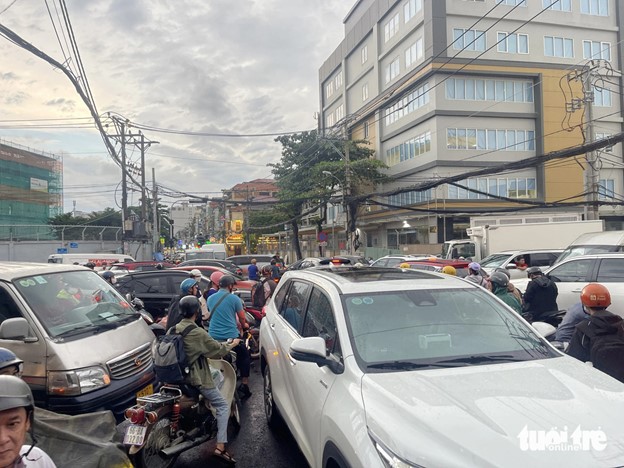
0 225 122 242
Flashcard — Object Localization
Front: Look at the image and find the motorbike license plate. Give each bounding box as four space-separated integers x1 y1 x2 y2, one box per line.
124 424 147 446
136 384 153 398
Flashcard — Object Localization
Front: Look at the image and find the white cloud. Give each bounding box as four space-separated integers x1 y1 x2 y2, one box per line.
0 0 352 212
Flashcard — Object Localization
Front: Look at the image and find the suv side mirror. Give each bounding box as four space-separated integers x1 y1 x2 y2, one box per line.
290 337 344 374
0 318 37 342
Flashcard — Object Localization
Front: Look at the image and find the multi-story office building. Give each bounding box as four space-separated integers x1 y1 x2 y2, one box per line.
319 0 623 252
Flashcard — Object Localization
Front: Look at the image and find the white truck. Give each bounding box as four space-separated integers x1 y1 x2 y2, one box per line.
441 218 605 262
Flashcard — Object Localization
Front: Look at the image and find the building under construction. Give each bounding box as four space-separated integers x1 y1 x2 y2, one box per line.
0 140 63 237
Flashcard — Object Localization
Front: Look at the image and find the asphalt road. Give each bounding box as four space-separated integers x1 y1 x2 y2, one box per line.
172 359 308 468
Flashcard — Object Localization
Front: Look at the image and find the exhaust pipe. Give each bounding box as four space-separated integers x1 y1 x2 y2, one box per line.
159 434 212 458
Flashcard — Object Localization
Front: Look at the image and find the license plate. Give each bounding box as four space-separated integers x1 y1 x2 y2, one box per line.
136 384 153 398
124 424 147 446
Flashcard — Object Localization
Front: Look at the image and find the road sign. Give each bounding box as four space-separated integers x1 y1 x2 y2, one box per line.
318 241 328 247
317 231 328 242
69 242 78 248
57 248 68 254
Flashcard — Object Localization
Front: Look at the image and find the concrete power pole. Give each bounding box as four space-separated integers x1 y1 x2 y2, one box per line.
152 168 159 254
583 67 599 221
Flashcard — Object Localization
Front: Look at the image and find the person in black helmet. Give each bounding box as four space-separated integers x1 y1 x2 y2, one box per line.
0 348 23 378
101 271 116 285
175 296 240 464
0 375 56 467
522 266 558 322
489 271 522 314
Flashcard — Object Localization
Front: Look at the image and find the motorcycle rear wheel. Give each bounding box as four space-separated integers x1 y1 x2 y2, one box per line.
135 417 177 468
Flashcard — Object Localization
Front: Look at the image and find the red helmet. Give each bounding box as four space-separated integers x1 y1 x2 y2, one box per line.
581 283 611 308
210 271 225 286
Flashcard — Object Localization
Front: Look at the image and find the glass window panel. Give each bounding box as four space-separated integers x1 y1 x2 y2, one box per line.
519 34 528 53
488 129 497 149
457 129 467 149
478 179 488 198
497 130 506 149
488 179 498 196
507 131 516 150
525 82 534 102
498 178 507 197
545 36 554 56
425 133 431 152
486 80 495 100
468 179 478 199
518 178 527 197
527 131 535 150
496 81 505 100
516 130 525 150
508 178 518 198
467 129 477 149
564 39 573 58
448 184 457 199
466 79 475 99
497 32 507 52
476 80 485 100
477 129 487 149
513 81 523 102
453 29 463 49
505 81 514 101
527 178 536 197
476 31 486 51
509 35 518 54
465 30 475 50
583 41 591 59
554 37 563 57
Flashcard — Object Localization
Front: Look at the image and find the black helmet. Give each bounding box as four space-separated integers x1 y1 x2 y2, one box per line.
526 266 543 277
261 265 272 276
85 262 96 269
0 348 23 376
179 295 200 318
102 271 115 280
494 268 511 279
0 375 34 413
489 271 509 288
219 275 236 288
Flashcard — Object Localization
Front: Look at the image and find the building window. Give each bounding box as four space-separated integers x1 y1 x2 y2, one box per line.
594 87 611 107
544 36 574 58
581 0 608 16
388 189 432 207
583 41 611 61
384 83 430 126
364 121 369 139
445 78 534 102
404 0 422 23
385 57 400 84
335 71 343 88
453 29 486 52
497 32 529 54
543 0 571 10
361 45 368 64
447 177 536 199
335 104 345 121
447 128 535 151
326 113 335 128
362 83 369 102
405 38 424 67
496 0 526 5
326 81 334 99
599 179 615 200
384 13 400 43
385 131 431 167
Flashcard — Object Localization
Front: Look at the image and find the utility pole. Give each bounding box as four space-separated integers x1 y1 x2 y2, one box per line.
120 121 128 249
343 120 351 254
583 67 599 220
152 168 159 255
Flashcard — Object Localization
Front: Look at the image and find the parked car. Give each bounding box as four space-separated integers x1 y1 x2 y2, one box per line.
0 262 156 420
177 259 243 277
227 254 273 276
400 258 488 279
260 265 624 467
370 254 434 268
479 249 563 280
287 257 330 271
108 261 175 276
514 253 624 318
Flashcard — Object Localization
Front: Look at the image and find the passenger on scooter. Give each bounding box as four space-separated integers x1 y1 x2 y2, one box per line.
489 271 522 314
555 302 590 343
494 268 523 304
522 267 558 322
208 275 252 400
207 271 225 299
101 271 116 285
466 262 490 289
175 296 240 465
0 347 23 377
166 278 202 331
189 269 209 321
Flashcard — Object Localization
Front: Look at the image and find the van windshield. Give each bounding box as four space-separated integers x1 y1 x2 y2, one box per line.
556 244 619 263
14 271 138 339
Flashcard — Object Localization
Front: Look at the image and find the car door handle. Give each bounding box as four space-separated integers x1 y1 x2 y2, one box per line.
269 322 275 329
572 289 583 293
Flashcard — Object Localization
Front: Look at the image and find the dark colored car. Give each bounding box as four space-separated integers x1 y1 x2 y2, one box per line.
177 259 243 277
109 261 176 276
227 254 274 276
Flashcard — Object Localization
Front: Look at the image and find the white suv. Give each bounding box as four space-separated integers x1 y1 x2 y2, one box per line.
260 266 624 468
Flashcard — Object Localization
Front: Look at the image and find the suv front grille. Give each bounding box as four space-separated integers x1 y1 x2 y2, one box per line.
107 343 152 379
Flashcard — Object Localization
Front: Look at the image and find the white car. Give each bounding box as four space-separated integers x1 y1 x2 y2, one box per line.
514 253 624 318
480 249 562 280
259 266 624 468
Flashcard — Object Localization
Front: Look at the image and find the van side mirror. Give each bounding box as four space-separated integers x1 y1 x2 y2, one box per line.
0 318 37 342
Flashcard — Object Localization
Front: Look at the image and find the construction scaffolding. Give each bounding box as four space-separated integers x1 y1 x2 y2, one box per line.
0 139 63 239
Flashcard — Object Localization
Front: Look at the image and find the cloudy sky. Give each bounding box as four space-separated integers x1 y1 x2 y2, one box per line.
0 0 354 214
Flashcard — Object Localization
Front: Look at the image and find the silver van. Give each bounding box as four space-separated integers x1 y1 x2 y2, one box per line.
0 262 156 419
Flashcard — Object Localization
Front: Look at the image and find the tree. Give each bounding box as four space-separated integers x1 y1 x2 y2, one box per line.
270 130 388 259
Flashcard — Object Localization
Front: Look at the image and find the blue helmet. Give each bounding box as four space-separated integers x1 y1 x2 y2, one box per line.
0 347 23 376
180 278 199 295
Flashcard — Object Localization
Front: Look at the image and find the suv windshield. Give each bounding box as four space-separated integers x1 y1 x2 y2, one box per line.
343 288 556 371
556 244 618 263
480 254 512 268
15 270 137 339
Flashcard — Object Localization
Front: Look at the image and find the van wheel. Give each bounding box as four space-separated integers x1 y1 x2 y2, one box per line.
136 417 177 468
263 364 283 429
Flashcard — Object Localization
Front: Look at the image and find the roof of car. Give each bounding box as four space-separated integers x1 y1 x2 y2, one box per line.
0 261 89 280
488 249 564 255
403 259 470 267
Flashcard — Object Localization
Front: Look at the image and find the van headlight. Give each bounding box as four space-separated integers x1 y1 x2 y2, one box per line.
48 366 111 396
371 432 423 468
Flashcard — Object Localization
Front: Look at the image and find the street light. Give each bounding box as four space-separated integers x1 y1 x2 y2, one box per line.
322 171 349 254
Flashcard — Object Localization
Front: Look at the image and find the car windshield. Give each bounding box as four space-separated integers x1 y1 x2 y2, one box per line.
14 270 138 339
556 244 618 263
185 251 217 261
343 288 556 371
480 254 512 268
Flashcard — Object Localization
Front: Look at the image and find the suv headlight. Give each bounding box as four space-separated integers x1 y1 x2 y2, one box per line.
48 366 111 396
371 432 423 468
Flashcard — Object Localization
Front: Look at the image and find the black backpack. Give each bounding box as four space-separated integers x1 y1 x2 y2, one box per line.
590 331 624 383
152 324 194 384
251 280 267 308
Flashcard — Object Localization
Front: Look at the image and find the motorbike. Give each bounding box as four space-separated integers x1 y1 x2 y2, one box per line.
521 309 566 328
123 358 240 468
126 293 166 337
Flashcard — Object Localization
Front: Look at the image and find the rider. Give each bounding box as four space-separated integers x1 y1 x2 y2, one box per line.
441 265 456 276
247 259 259 282
494 268 523 304
207 275 252 399
489 271 522 314
189 270 209 321
175 296 240 464
101 271 116 285
206 271 225 299
260 265 277 303
465 262 489 288
0 347 23 377
522 266 558 322
0 375 56 467
166 278 202 330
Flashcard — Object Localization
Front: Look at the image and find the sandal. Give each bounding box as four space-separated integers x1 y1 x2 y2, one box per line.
214 447 237 464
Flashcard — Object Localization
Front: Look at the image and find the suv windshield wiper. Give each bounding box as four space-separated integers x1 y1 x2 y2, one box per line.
55 321 119 339
436 354 524 365
367 361 462 370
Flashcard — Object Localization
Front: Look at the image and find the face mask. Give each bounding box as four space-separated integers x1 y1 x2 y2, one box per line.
111 277 117 284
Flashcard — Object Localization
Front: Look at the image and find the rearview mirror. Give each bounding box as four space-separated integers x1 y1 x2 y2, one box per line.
290 337 344 374
0 318 37 342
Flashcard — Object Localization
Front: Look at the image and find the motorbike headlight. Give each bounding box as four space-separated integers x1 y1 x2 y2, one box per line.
48 366 111 396
371 432 424 468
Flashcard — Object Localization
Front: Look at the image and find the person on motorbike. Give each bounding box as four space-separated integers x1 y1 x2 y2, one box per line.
0 347 23 377
189 269 209 321
208 275 252 400
465 262 489 289
555 301 589 343
522 266 558 322
175 296 240 464
493 268 523 304
166 278 202 331
101 271 116 285
0 375 56 467
206 271 225 299
441 265 456 276
489 271 522 314
260 265 277 303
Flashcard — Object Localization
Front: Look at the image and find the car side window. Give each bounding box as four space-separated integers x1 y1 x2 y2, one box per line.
0 286 23 329
386 258 402 267
279 281 311 333
596 259 624 282
127 276 168 294
548 259 593 282
302 288 340 357
273 281 290 312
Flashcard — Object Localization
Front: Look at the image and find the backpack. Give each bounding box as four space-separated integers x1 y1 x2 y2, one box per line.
590 332 624 383
251 279 267 308
152 324 194 384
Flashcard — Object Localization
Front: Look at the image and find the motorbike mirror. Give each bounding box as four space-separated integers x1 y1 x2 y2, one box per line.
531 321 557 340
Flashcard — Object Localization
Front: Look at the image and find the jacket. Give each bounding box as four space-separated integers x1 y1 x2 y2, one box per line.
522 275 558 319
566 310 624 362
493 287 522 314
175 318 232 389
